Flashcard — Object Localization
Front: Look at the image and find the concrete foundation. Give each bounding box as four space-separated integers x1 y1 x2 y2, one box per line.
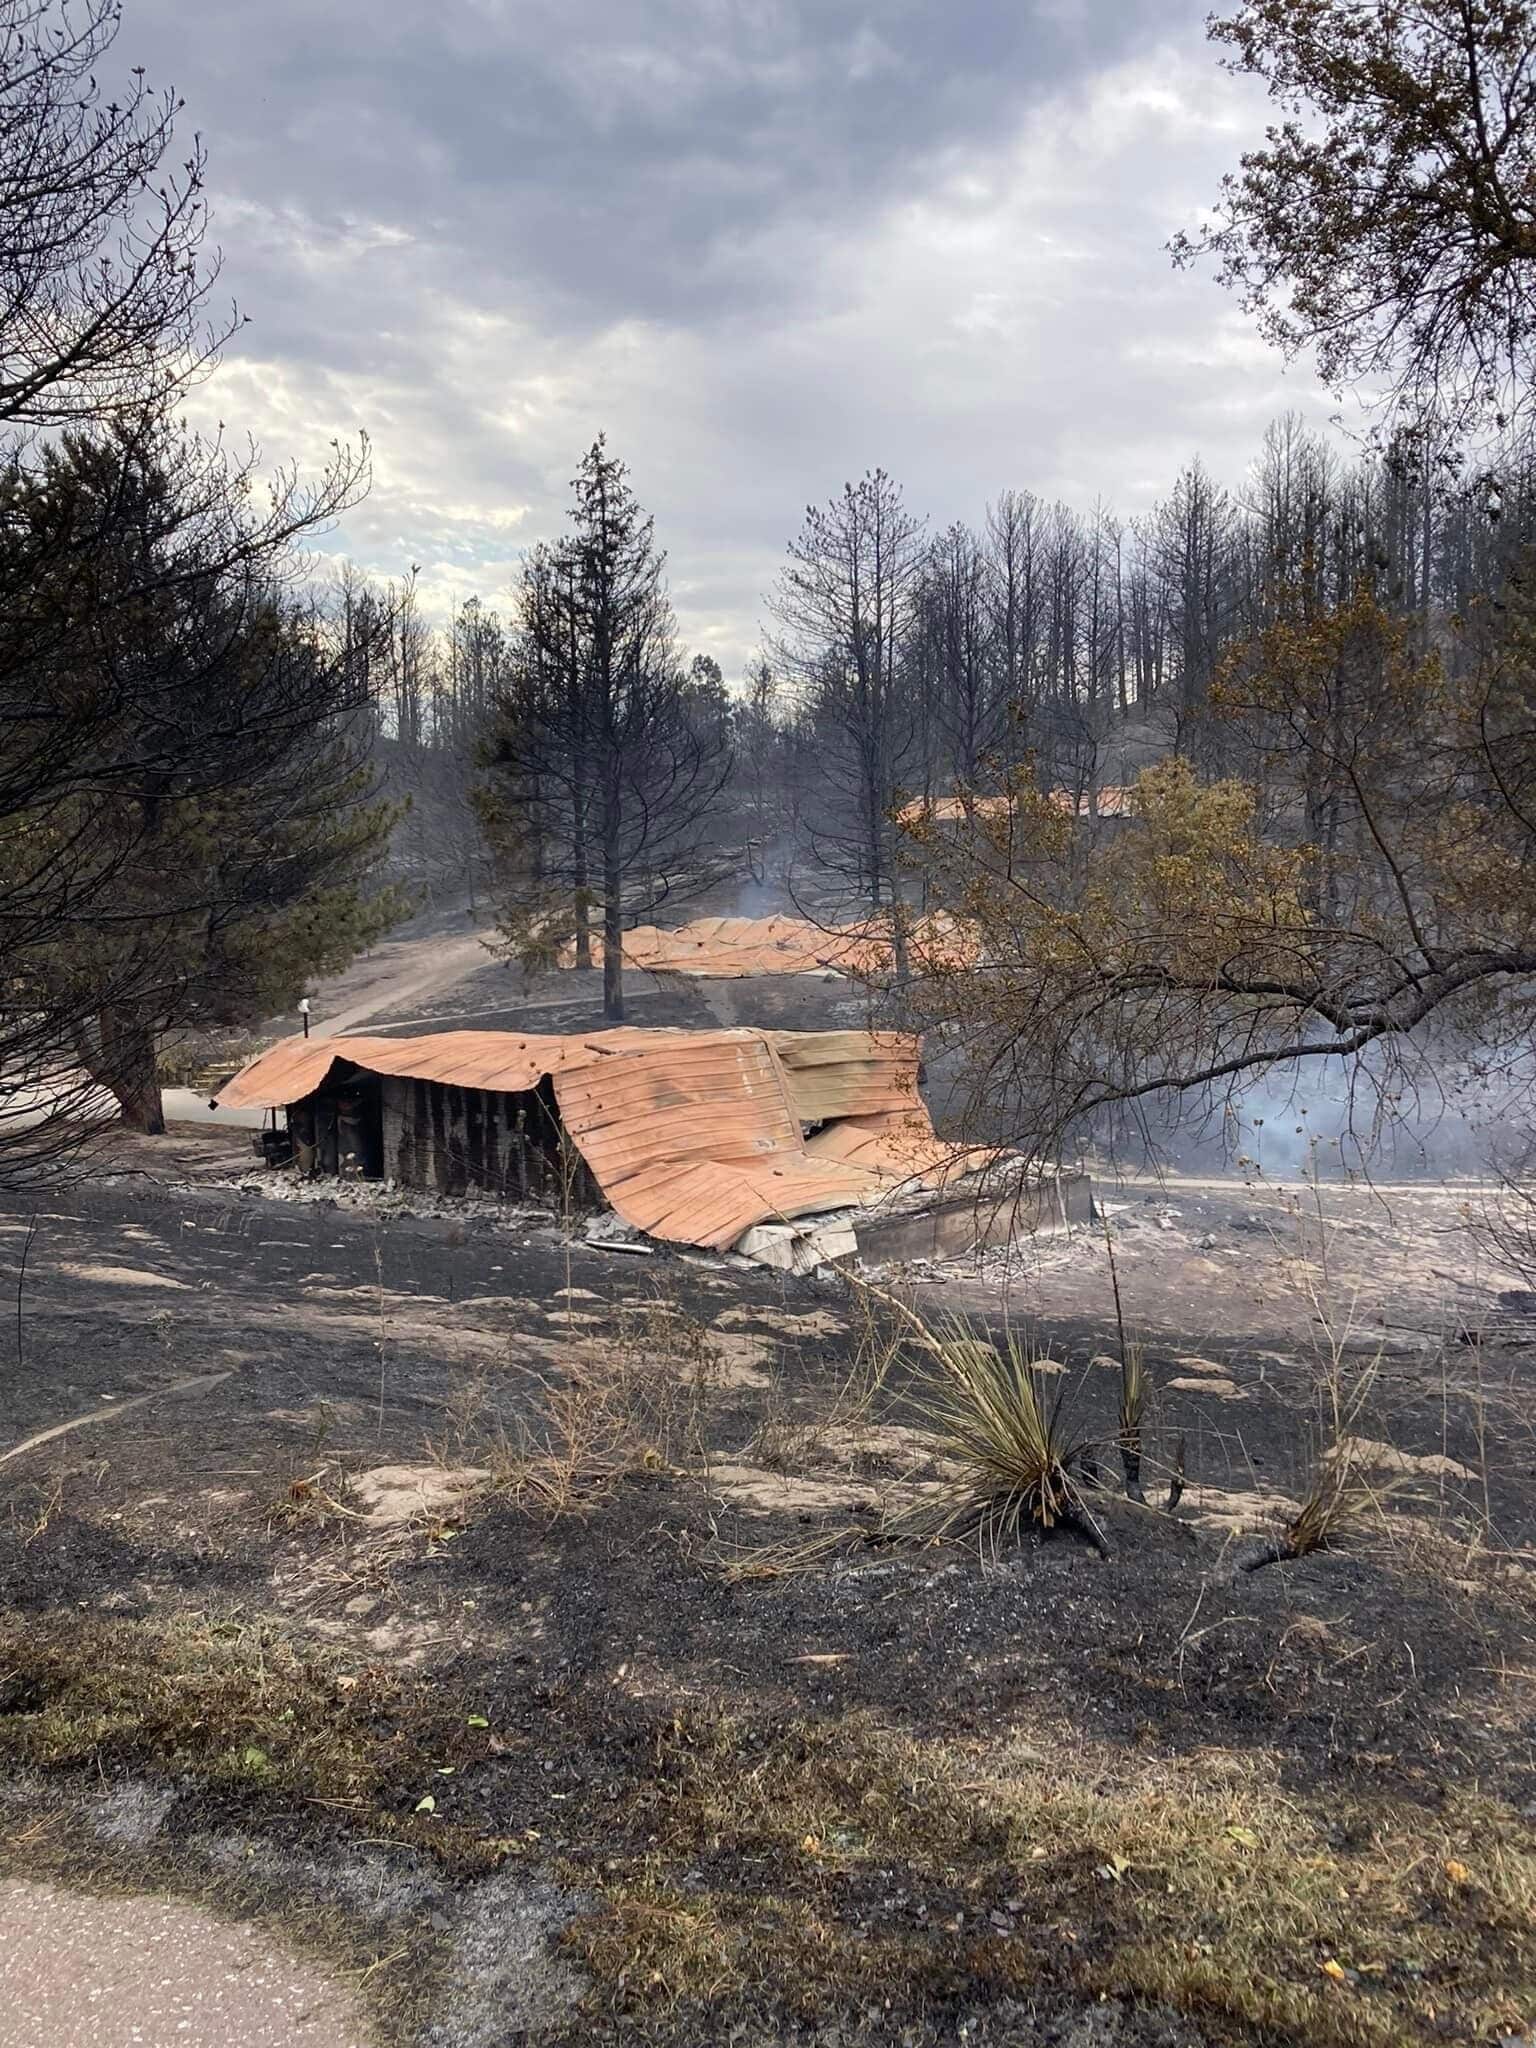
851 1168 1093 1266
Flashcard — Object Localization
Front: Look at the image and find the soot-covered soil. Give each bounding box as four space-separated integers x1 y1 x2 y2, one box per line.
0 1146 1533 2047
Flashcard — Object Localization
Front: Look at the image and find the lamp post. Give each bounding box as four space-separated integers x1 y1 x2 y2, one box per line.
298 997 311 1040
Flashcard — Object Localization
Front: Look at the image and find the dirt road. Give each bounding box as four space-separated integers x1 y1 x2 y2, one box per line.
316 925 497 1035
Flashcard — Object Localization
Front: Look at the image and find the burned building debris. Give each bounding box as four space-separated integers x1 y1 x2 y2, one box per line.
214 1025 1089 1262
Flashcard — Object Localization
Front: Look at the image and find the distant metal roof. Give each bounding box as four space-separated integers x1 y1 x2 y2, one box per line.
897 788 1135 823
213 1024 992 1251
556 912 976 979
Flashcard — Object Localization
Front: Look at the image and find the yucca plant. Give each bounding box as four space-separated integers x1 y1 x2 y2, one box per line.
1101 1217 1186 1514
1241 1438 1371 1571
1118 1339 1148 1503
897 1311 1111 1558
1103 1210 1148 1505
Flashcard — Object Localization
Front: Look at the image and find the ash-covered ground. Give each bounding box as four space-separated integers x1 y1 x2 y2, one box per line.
0 1113 1533 2048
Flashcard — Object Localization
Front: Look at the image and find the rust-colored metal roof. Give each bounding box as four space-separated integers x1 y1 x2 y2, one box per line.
213 1024 996 1250
896 794 1016 824
1058 786 1134 817
805 1111 994 1185
214 1026 729 1111
768 1030 918 1122
552 1033 802 1179
596 1154 888 1249
556 912 975 978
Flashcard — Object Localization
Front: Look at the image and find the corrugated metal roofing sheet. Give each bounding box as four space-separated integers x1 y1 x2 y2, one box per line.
553 1034 801 1178
213 1024 994 1250
896 795 1016 823
805 1111 993 1185
556 912 974 978
601 1154 884 1249
769 1030 918 1122
215 1026 744 1111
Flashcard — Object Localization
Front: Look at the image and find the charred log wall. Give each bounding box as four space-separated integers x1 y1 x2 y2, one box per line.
379 1075 601 1206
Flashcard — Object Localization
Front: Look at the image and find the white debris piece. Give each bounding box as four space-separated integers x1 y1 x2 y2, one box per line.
734 1223 798 1272
735 1213 858 1274
583 1210 643 1247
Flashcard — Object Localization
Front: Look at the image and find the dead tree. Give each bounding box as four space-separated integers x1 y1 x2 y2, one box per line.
769 469 927 953
480 439 729 1021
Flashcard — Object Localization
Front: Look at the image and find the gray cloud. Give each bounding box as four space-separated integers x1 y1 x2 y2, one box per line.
108 0 1341 672
143 0 1175 327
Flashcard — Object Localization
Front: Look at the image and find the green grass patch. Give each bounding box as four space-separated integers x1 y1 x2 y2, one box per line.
0 1610 502 1874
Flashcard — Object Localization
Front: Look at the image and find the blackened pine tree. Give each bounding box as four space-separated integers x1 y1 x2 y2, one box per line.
479 438 729 1022
0 0 232 430
0 0 374 1170
1 427 402 1138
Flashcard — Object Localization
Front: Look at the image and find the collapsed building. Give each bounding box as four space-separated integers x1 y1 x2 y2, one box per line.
214 1025 1088 1267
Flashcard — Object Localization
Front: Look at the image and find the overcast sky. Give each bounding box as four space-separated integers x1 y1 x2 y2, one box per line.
123 0 1342 673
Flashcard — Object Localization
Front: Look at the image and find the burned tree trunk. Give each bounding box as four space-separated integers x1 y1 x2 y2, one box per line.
602 835 625 1022
84 1008 166 1134
571 756 592 971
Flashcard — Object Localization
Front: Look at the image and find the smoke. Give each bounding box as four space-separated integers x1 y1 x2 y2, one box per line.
731 871 787 920
1166 1034 1533 1182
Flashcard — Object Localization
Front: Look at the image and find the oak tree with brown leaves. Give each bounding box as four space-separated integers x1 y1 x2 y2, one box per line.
1174 0 1536 436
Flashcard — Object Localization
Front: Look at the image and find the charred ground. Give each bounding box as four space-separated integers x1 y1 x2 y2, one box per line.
0 1126 1533 2048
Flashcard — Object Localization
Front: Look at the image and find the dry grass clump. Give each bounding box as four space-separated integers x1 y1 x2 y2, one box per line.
261 1406 367 1535
1242 1349 1387 1571
266 1462 367 1532
1284 1439 1372 1555
568 1707 1536 2046
439 1294 725 1522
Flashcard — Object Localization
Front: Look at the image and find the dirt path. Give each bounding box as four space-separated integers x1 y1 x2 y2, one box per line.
317 925 496 1035
0 1881 368 2046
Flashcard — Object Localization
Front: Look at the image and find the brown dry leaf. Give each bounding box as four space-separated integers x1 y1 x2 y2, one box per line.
1320 1959 1348 1983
